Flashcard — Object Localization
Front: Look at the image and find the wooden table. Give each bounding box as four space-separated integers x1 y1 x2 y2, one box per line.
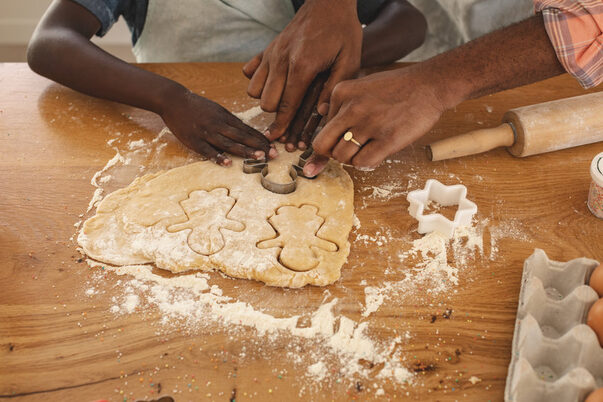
1 63 601 401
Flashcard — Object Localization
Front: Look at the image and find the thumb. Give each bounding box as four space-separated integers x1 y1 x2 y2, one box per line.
302 153 330 178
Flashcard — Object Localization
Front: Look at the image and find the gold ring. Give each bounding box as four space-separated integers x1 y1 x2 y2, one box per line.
343 131 361 147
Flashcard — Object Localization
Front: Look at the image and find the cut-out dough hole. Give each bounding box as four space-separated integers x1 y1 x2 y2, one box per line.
257 204 338 272
167 188 245 256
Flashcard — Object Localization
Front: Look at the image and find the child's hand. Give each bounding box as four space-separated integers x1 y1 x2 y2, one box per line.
161 90 273 166
303 67 445 176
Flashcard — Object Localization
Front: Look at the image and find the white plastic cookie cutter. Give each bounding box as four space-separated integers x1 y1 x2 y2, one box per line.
407 179 477 237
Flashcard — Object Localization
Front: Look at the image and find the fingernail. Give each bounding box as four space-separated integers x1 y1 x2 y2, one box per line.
304 163 318 178
263 129 270 138
268 147 278 159
317 103 329 116
298 141 306 150
286 143 295 152
254 150 265 159
222 158 232 166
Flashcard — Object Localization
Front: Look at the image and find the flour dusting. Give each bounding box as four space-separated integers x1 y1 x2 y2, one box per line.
363 285 391 317
234 105 264 123
86 149 130 212
307 361 328 381
85 259 413 387
358 218 492 317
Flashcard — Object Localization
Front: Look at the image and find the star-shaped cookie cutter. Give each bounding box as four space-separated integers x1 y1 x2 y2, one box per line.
243 149 316 194
407 179 477 237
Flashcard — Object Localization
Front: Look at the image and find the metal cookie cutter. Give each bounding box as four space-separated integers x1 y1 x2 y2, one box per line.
243 149 316 194
293 148 314 178
406 179 477 237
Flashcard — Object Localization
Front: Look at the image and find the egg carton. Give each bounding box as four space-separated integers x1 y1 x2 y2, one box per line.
505 249 601 402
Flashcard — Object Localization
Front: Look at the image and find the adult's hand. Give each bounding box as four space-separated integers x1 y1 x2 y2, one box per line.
303 67 446 176
243 0 362 150
303 13 568 177
161 89 273 166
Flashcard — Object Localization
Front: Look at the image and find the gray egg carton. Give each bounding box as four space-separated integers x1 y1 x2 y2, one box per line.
505 249 601 402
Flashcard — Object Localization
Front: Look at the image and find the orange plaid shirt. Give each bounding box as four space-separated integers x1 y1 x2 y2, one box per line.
534 0 602 88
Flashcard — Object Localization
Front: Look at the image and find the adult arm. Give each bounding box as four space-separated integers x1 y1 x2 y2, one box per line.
304 15 567 176
28 0 272 165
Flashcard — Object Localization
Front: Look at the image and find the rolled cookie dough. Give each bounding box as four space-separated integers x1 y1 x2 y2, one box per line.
78 144 354 287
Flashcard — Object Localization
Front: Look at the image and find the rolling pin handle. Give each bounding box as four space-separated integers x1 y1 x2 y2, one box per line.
427 123 516 162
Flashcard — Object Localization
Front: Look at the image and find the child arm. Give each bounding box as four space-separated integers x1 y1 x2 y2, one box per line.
28 0 271 165
361 0 427 67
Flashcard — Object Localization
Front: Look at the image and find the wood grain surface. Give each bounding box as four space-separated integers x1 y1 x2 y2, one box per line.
1 62 602 402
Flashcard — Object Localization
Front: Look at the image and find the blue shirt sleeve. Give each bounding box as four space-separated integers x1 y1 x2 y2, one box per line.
70 0 122 37
69 0 147 44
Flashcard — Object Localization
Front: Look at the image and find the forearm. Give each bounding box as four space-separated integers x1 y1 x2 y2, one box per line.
415 15 565 111
361 0 426 67
28 28 184 116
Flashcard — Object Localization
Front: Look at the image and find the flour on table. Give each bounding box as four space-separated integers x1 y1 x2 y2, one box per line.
366 182 408 201
86 188 104 213
307 361 327 381
86 149 130 213
487 219 530 259
234 105 264 124
397 228 476 290
90 150 128 187
121 294 139 313
127 139 146 150
355 166 376 172
363 285 391 317
86 259 413 387
359 220 487 317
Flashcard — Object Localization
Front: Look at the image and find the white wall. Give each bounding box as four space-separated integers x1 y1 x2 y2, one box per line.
0 0 133 61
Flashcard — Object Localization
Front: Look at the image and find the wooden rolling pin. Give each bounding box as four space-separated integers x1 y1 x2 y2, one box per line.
427 92 603 161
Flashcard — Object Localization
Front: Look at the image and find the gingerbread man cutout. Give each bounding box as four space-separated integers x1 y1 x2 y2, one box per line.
257 204 338 271
167 188 244 255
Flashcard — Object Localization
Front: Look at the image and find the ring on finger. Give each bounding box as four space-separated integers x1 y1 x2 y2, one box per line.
343 131 361 147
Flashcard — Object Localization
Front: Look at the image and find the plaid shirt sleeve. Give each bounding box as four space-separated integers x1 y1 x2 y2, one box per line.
534 0 603 88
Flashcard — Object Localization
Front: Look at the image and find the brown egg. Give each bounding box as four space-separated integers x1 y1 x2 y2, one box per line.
586 388 603 402
587 298 603 347
590 264 603 297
